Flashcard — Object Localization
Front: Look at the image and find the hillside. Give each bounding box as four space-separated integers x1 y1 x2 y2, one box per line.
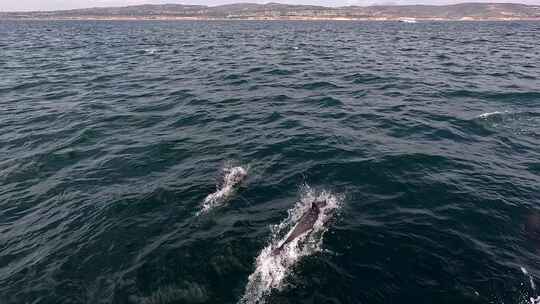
2 2 540 20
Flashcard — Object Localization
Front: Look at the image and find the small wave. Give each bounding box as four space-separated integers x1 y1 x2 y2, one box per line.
446 90 540 102
474 111 540 136
315 96 343 107
142 48 159 55
343 73 389 84
265 69 294 76
296 81 340 90
198 165 248 215
477 111 509 119
131 282 209 304
239 185 342 304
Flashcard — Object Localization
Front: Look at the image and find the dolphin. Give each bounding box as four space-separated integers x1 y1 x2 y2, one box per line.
272 200 327 255
199 166 247 214
221 166 247 189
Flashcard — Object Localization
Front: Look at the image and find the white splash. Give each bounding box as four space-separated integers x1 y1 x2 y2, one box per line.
476 110 540 136
144 48 158 55
198 165 248 215
521 266 538 304
239 185 342 304
478 111 507 119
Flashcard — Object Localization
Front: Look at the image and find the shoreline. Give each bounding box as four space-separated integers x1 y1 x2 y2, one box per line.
2 17 540 22
2 3 538 23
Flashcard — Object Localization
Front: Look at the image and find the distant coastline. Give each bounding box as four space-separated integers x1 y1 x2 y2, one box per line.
1 2 540 21
2 17 540 21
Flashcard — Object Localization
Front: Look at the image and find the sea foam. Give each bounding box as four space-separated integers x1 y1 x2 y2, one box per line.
239 185 342 304
198 165 248 215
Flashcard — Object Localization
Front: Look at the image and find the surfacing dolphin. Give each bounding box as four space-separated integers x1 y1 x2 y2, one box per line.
199 166 247 214
272 200 327 255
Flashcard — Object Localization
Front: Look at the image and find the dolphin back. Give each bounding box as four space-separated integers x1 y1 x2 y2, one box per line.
313 200 327 209
275 203 321 253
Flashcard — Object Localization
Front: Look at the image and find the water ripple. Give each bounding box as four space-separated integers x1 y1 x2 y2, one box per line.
0 20 539 304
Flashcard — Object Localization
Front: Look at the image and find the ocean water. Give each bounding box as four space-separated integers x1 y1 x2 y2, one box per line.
1 20 539 304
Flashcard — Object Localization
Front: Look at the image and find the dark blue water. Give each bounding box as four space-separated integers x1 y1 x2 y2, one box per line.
1 20 540 304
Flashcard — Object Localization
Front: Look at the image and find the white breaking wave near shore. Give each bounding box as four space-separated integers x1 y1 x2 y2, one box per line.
239 185 342 304
198 165 248 215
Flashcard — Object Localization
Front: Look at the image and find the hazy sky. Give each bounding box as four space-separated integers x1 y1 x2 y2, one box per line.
1 0 539 11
